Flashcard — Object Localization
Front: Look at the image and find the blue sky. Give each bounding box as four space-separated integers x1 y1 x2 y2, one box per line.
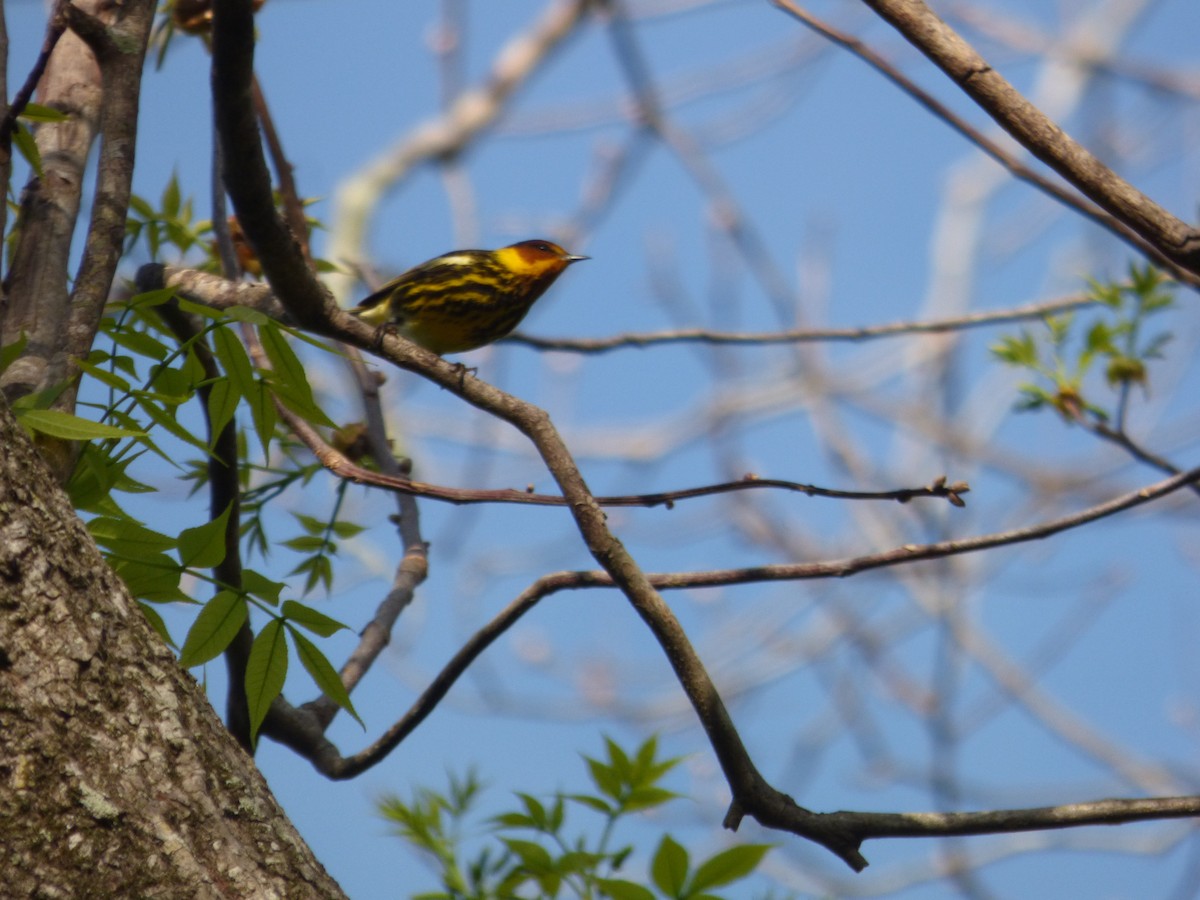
10 0 1200 896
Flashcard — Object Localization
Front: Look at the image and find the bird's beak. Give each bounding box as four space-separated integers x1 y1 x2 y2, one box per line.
565 254 589 263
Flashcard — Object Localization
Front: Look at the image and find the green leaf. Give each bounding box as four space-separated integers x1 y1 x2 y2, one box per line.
585 754 623 801
128 287 178 311
67 444 121 511
178 590 249 667
174 297 225 321
492 811 537 828
989 332 1038 367
247 377 278 458
206 377 239 443
135 395 208 453
1129 261 1161 296
245 618 288 741
651 835 689 897
13 123 43 178
138 601 175 647
1014 384 1050 412
292 512 328 535
288 626 364 728
687 844 772 893
1045 314 1072 348
1087 277 1123 308
145 363 195 405
224 305 272 325
19 408 145 441
500 838 554 873
129 193 155 220
622 786 680 813
162 172 181 219
76 356 133 393
296 554 334 595
597 879 656 900
564 793 613 815
0 333 29 374
605 736 633 780
547 795 564 831
88 517 176 555
211 324 254 396
110 551 187 603
1083 320 1115 357
177 504 232 569
243 569 285 606
331 520 366 539
261 325 336 428
19 102 68 123
283 535 330 553
633 734 660 771
110 326 170 362
515 793 548 830
281 599 349 637
10 378 69 412
1141 331 1173 360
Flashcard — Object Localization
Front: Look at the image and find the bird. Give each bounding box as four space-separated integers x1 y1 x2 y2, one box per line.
352 239 588 355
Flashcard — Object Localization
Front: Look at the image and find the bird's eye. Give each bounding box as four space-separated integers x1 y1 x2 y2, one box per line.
533 242 551 253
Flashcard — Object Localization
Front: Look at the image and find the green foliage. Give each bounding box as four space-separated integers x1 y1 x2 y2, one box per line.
379 736 774 900
245 618 289 739
990 263 1176 423
283 493 365 595
127 173 211 263
9 103 68 180
4 173 369 744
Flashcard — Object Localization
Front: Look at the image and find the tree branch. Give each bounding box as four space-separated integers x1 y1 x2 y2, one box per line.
505 291 1102 352
66 0 158 411
772 0 1200 289
0 1 68 149
157 301 254 750
852 0 1200 277
210 0 329 329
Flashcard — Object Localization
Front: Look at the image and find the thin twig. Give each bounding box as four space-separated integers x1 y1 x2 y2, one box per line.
302 343 430 729
250 73 312 266
272 399 969 509
505 292 1100 352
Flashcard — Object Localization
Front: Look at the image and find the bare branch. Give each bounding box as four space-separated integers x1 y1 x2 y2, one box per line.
210 0 330 330
157 302 254 750
851 0 1200 276
67 0 159 404
224 363 972 510
505 291 1102 352
835 796 1200 841
772 0 1200 289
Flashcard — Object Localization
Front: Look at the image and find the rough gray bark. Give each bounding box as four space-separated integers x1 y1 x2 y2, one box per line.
0 399 346 899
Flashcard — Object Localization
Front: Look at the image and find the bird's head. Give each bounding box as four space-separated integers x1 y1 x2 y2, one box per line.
496 240 589 279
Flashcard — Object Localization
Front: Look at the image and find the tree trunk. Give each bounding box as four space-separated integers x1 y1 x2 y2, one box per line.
0 399 346 898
